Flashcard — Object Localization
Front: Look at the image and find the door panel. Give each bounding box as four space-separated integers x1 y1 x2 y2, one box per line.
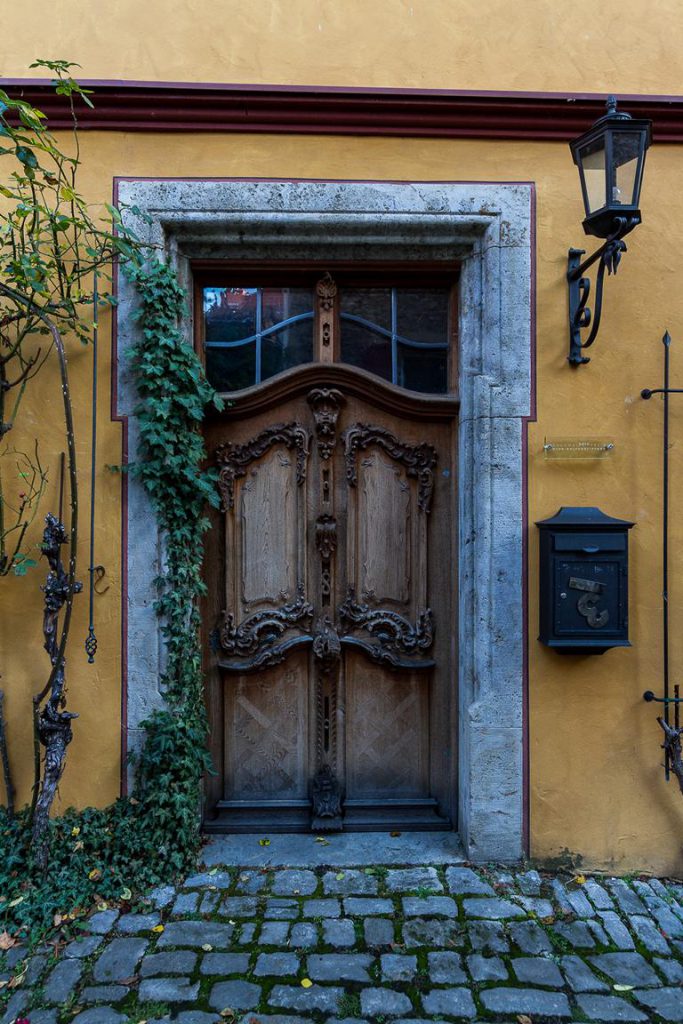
203 369 456 832
225 653 309 802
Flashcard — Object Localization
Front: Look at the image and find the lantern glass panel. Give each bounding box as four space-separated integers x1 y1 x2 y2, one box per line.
611 131 642 206
578 136 606 216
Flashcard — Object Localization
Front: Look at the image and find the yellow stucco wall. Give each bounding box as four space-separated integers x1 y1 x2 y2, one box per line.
2 1 683 875
3 0 683 95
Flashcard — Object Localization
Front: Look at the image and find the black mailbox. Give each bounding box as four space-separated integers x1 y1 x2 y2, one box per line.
537 507 634 654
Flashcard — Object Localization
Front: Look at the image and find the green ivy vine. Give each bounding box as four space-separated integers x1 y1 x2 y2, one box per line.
124 256 222 870
0 257 223 946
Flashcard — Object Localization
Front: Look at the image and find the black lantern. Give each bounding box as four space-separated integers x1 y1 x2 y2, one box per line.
567 96 652 366
571 96 651 239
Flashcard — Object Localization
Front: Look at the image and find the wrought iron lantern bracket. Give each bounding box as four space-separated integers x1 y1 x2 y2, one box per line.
567 215 639 366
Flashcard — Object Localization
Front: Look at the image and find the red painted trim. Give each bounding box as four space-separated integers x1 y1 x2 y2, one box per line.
4 78 683 141
522 185 538 858
110 178 128 796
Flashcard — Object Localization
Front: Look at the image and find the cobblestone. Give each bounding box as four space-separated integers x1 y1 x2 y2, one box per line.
560 953 610 991
323 869 377 895
116 912 160 933
44 959 83 1003
381 953 417 981
361 988 413 1017
6 860 683 1024
92 938 148 982
363 916 394 945
139 950 198 976
481 987 572 1017
138 977 199 1003
254 951 300 976
589 951 661 987
509 919 553 953
210 979 261 1011
445 866 494 895
631 912 673 953
64 935 104 958
271 869 318 895
307 952 372 981
575 993 648 1021
385 867 442 891
466 953 508 980
463 896 526 918
512 954 564 986
427 950 466 982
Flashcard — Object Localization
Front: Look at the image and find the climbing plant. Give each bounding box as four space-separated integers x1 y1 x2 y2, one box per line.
0 67 221 944
123 256 223 869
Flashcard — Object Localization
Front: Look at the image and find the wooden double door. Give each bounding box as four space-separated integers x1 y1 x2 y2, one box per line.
203 367 457 831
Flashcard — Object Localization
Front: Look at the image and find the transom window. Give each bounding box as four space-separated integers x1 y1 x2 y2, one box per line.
196 266 457 395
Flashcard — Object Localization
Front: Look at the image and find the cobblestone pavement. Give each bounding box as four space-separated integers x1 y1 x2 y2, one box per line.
2 861 683 1024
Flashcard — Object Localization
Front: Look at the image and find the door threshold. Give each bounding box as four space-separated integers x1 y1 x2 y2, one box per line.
200 829 465 868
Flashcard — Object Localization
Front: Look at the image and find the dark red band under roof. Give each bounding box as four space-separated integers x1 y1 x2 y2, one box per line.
2 78 682 141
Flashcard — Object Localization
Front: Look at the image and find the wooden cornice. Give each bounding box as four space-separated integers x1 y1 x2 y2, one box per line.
2 79 683 142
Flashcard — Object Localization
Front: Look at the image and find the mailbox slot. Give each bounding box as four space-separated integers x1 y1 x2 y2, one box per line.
537 507 634 655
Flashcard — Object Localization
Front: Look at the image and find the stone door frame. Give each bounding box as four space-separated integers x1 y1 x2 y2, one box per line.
115 178 535 862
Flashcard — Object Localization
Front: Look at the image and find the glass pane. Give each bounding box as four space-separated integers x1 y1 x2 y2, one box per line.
204 287 257 342
340 320 392 382
340 287 392 331
205 343 256 392
396 288 449 343
579 138 606 214
262 319 314 381
612 131 642 206
398 344 447 394
262 287 314 329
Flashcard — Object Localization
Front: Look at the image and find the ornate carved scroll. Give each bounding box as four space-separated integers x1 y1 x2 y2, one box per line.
219 585 314 657
307 388 345 460
316 514 337 603
316 273 337 358
311 763 342 832
215 423 309 511
343 423 437 513
339 591 434 654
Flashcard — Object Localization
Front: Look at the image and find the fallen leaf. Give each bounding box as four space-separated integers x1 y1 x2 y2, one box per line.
314 837 329 845
120 887 132 901
88 869 102 882
53 914 63 928
258 838 271 847
390 831 401 838
613 984 634 991
574 874 586 884
96 902 108 912
516 1016 533 1024
209 868 218 875
8 971 26 989
219 1010 236 1021
8 896 24 908
0 981 7 990
116 975 139 986
71 826 81 837
74 841 84 852
202 943 213 952
152 924 164 933
207 885 217 891
335 872 345 881
0 931 16 951
300 978 313 988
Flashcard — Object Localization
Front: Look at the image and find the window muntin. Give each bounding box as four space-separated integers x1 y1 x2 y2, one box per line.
340 286 449 394
201 277 454 395
203 286 315 391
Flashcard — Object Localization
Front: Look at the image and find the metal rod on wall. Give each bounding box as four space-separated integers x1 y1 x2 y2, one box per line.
85 273 98 664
